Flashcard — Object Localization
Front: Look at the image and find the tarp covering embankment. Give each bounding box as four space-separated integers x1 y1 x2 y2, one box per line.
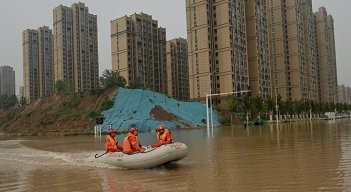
101 88 220 132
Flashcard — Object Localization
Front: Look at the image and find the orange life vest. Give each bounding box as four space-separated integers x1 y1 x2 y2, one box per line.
123 133 142 154
105 135 118 152
157 129 173 144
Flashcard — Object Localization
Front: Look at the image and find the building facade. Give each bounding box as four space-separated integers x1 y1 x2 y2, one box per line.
245 0 271 99
111 13 167 94
0 66 15 96
267 0 309 101
302 0 319 101
53 2 99 93
186 0 249 101
338 85 351 104
19 86 24 98
315 7 338 103
166 38 189 100
23 27 53 103
23 29 40 102
38 26 54 97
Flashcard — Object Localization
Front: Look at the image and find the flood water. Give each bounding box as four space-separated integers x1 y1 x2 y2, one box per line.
1 119 351 191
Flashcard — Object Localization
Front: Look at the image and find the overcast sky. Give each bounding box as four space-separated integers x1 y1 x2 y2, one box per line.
0 0 350 93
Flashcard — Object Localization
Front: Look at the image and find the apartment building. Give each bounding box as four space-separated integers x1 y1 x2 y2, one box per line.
111 13 167 94
166 38 189 100
38 26 54 97
302 0 319 101
267 0 309 101
23 29 40 102
53 2 99 93
186 0 249 101
245 0 271 99
315 7 338 102
22 26 53 103
0 66 15 96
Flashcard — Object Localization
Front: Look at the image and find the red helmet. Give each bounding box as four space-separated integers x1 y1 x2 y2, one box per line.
130 127 138 133
157 125 165 131
109 129 116 134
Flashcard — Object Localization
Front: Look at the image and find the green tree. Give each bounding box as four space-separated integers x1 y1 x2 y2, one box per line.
99 69 126 89
228 95 239 113
19 96 27 107
242 94 252 113
55 80 74 94
266 96 275 114
0 94 18 109
55 80 65 94
128 77 144 89
254 96 263 116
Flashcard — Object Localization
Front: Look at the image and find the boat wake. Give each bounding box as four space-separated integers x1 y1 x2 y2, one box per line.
0 140 117 169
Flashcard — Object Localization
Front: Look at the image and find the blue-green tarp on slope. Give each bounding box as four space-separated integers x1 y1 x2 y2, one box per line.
101 88 220 132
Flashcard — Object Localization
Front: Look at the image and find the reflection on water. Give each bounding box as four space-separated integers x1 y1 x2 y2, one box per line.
1 119 351 191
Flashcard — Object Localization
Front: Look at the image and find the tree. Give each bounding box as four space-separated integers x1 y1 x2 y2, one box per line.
55 80 66 94
19 96 27 107
99 69 126 89
55 80 74 94
266 96 275 114
128 77 144 89
228 95 239 113
0 94 18 109
254 96 263 114
242 94 252 113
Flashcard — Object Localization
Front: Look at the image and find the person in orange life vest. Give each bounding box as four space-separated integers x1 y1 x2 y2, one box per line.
152 125 173 148
123 126 145 154
105 128 123 152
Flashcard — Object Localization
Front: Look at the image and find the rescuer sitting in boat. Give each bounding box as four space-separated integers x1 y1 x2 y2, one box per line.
105 128 124 152
151 125 173 148
123 126 145 154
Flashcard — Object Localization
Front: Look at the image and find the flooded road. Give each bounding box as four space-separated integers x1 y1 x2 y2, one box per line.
1 120 351 191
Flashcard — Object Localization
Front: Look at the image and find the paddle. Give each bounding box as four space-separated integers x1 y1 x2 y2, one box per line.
94 151 108 158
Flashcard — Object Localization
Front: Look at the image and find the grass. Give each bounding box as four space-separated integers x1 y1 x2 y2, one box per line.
100 99 114 112
39 118 54 126
88 111 100 118
26 111 35 117
0 112 16 125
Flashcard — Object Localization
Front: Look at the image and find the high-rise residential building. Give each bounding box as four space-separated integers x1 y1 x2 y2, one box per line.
267 0 308 101
166 38 189 100
38 26 54 97
328 15 338 102
315 7 338 103
0 66 15 96
302 0 319 101
53 2 99 93
245 0 271 99
338 85 346 103
19 86 24 98
23 29 40 102
23 26 53 103
186 0 249 101
111 13 167 94
338 85 351 104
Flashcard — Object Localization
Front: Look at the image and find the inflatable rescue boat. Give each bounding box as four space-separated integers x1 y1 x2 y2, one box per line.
90 142 188 169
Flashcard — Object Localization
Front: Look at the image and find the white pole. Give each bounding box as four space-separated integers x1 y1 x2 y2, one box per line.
210 97 214 133
209 74 213 129
206 94 210 138
275 88 279 127
99 125 102 138
310 108 312 121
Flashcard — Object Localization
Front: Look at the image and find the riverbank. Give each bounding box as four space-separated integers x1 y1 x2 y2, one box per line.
0 88 117 135
0 87 220 135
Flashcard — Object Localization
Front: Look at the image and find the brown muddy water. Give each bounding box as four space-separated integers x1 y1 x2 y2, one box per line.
1 119 351 191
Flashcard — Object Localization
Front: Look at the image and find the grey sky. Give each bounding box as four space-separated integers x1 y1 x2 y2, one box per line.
0 0 350 93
